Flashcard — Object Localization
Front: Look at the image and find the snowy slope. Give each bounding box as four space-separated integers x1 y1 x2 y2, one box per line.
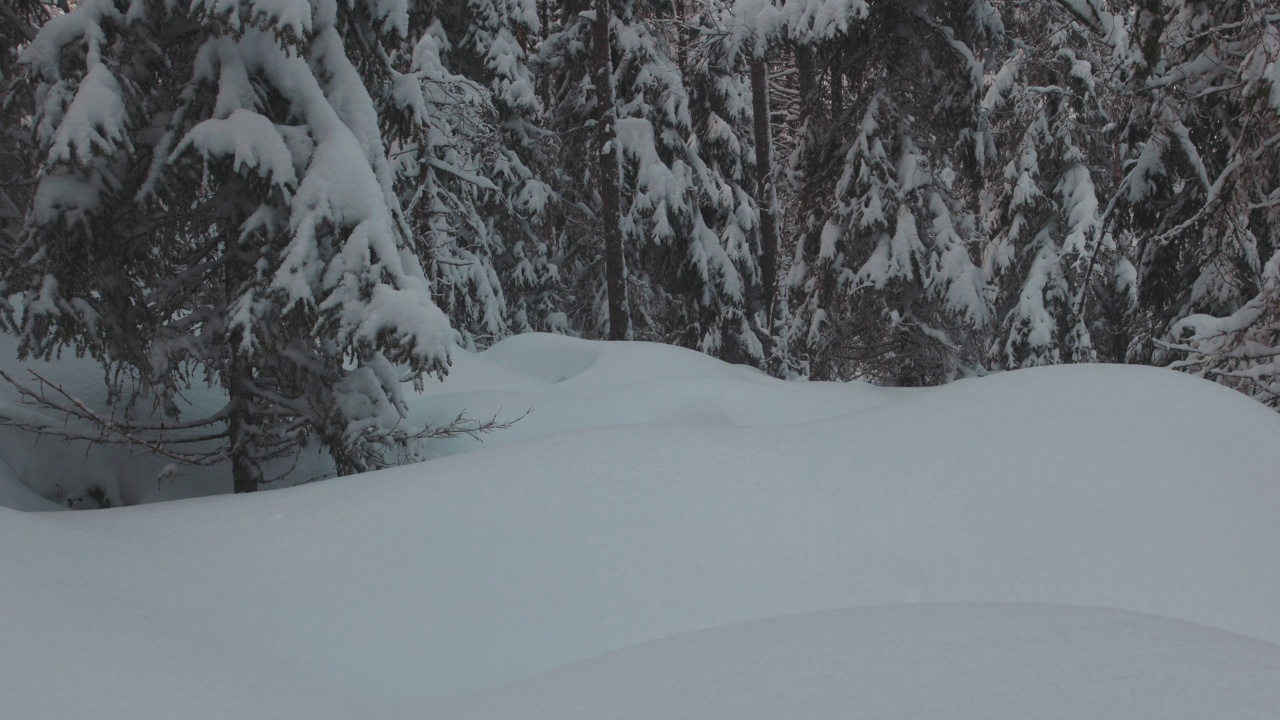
411 333 898 458
439 604 1280 720
0 332 888 505
2 334 1280 717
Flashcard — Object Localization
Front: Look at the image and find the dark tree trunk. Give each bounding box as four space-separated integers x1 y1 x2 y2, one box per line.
224 229 261 494
830 48 843 120
750 55 779 329
592 0 630 340
796 44 818 127
538 0 552 110
226 355 262 494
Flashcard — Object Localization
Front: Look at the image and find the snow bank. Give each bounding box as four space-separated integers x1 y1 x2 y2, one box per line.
0 454 60 511
439 603 1280 720
0 332 892 505
2 333 1279 717
413 333 895 457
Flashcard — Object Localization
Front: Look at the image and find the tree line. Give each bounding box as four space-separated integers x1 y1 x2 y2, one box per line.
1 0 1278 490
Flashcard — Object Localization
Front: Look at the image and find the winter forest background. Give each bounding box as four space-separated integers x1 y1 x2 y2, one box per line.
2 0 1279 494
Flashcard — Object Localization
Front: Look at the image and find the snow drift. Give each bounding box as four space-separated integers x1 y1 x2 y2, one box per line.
2 334 1279 718
438 603 1280 720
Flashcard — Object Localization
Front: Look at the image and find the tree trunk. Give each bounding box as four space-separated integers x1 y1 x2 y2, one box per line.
538 0 552 110
224 228 261 494
227 354 262 494
593 0 630 340
750 55 780 330
796 44 818 128
830 48 843 120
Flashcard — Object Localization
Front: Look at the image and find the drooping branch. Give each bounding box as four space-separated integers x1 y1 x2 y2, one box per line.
0 366 531 477
0 369 229 465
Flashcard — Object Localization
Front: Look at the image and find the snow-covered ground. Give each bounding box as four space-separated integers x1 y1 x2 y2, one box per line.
440 603 1280 720
2 333 1279 718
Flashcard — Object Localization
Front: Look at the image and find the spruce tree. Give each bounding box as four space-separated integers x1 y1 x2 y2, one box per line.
461 0 561 337
541 0 760 360
0 0 47 278
1119 0 1280 405
784 0 992 383
1 0 458 491
982 1 1126 369
381 0 556 351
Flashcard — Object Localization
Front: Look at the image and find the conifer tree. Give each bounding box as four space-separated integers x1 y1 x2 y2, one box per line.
784 1 992 383
383 1 511 351
462 0 561 337
1 0 458 491
382 0 556 350
1120 0 1280 405
542 0 760 360
692 0 801 364
0 0 47 274
982 1 1127 369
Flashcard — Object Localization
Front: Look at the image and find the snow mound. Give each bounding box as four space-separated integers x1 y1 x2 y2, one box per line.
439 603 1280 720
1 354 1277 716
478 333 601 384
2 336 1280 717
0 332 252 506
0 333 890 504
413 334 894 457
0 455 60 511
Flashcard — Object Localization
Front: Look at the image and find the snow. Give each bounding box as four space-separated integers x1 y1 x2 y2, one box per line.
0 454 60 511
175 108 299 188
193 0 315 39
3 332 1280 717
0 331 334 505
19 0 121 80
929 191 990 325
440 604 1280 720
44 62 130 167
860 204 924 286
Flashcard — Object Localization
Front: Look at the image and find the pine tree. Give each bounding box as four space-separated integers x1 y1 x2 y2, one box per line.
784 0 992 383
461 0 562 337
669 0 768 363
982 1 1127 369
380 0 556 351
1 0 458 491
1120 0 1280 405
0 0 48 281
541 0 761 361
692 0 804 366
382 3 507 352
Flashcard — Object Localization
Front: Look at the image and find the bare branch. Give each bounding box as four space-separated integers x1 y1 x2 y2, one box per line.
0 369 227 465
414 407 532 441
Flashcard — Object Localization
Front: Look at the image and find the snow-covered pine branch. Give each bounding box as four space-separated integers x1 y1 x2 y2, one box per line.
1116 0 1280 402
3 0 470 491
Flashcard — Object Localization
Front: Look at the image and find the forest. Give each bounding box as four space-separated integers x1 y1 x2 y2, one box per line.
3 3 1280 717
2 0 1279 490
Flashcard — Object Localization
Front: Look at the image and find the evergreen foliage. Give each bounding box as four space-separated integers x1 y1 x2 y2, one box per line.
1 0 458 490
0 0 47 278
982 1 1125 370
783 1 992 383
541 0 763 361
1119 0 1280 406
4 0 1280 492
